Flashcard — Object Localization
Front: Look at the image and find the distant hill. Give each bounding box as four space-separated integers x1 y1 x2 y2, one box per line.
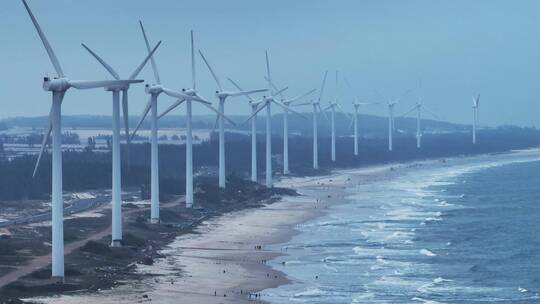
0 113 475 138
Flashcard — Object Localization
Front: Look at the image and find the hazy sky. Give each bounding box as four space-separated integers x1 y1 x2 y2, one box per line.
1 0 539 126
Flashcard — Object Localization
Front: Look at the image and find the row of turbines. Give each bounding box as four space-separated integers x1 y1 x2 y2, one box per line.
20 0 483 282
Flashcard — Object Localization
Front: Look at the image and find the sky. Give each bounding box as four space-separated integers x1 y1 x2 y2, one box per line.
1 0 539 127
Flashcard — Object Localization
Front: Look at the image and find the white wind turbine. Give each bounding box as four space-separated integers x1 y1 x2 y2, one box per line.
23 0 143 281
376 89 412 152
131 22 205 222
243 51 302 187
294 71 329 170
228 78 263 182
265 79 315 175
157 31 232 206
198 50 267 189
400 98 439 149
323 71 351 162
81 41 161 247
344 77 379 156
472 94 480 144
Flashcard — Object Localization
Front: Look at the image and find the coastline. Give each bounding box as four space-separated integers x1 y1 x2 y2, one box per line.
14 148 540 303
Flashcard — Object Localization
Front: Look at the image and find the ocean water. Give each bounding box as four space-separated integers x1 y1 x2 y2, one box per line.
265 154 540 303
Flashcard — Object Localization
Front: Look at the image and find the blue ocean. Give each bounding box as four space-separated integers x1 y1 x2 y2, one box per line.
265 153 540 303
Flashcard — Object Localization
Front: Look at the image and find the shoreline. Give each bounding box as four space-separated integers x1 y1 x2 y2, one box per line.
7 148 540 303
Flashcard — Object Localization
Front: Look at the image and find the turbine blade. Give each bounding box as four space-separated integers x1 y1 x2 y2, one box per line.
69 79 143 90
228 89 267 97
318 71 328 101
139 20 161 84
423 105 441 121
228 78 255 102
32 107 54 178
265 51 272 94
399 105 417 118
81 43 120 80
198 49 222 90
293 101 312 107
161 88 191 101
22 0 64 77
193 93 212 105
191 30 196 90
129 41 162 80
243 102 267 125
336 103 353 122
211 115 219 132
264 76 283 99
286 88 317 104
131 95 153 139
317 104 330 122
272 100 307 119
202 103 236 126
274 86 288 97
158 99 185 120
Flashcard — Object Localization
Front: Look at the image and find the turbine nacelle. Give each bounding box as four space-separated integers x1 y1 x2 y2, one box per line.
42 77 69 92
182 88 196 96
145 84 164 95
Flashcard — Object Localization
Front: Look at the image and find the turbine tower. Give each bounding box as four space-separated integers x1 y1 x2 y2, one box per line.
23 0 143 281
81 41 161 247
265 79 315 175
472 94 480 144
387 101 397 151
323 71 351 162
131 21 202 221
294 71 328 170
228 78 263 182
198 50 266 189
157 31 231 206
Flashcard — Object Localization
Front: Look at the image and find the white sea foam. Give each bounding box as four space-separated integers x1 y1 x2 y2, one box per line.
420 249 437 257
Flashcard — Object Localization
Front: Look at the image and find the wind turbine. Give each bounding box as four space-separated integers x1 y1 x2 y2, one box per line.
294 71 329 169
242 51 302 187
81 41 161 247
472 94 480 144
131 21 203 222
198 50 267 189
344 78 378 156
23 0 143 281
228 78 263 182
157 31 231 206
265 79 315 175
323 71 351 162
400 98 439 149
376 89 412 152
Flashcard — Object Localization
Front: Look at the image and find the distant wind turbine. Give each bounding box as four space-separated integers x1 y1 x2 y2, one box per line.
156 31 231 205
344 77 378 156
81 40 161 247
400 98 439 149
323 71 351 161
265 78 315 175
242 51 302 187
198 50 266 189
131 21 203 221
294 71 329 169
376 89 412 152
228 78 263 182
472 94 480 144
23 0 143 281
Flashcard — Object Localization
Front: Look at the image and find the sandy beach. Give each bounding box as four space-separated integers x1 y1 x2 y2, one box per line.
25 148 540 303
